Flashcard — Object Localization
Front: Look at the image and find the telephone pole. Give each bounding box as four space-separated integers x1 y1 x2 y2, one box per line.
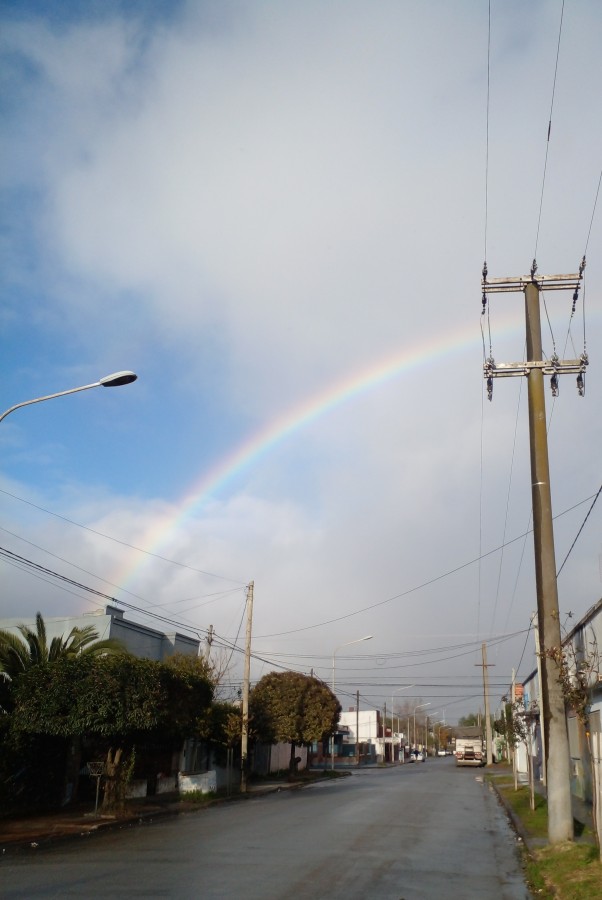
240 581 254 794
483 267 587 843
204 623 214 661
475 642 494 765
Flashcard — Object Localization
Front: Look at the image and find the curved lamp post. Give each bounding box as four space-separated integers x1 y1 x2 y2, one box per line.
392 684 414 762
331 634 373 770
0 371 137 423
413 702 430 749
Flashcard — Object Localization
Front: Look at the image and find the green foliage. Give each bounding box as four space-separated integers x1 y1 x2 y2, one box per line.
250 671 340 748
494 700 528 749
197 700 241 747
160 655 215 738
10 654 213 741
458 713 480 727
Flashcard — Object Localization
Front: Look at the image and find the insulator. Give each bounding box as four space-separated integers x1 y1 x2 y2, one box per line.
550 373 559 397
487 376 493 402
482 292 487 315
482 261 488 281
531 259 538 278
579 255 586 277
576 373 584 397
572 289 579 315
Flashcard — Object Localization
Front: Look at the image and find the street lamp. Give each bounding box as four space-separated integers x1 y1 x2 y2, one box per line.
331 635 373 770
392 685 414 762
0 371 138 423
413 702 430 748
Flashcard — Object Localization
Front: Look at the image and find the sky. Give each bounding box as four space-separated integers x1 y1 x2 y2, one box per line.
1 0 600 725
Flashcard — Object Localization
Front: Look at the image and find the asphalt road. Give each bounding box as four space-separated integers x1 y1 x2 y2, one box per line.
1 758 531 899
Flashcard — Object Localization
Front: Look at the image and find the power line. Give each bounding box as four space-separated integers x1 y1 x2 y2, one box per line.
257 491 599 638
556 484 602 577
0 487 246 586
533 0 565 262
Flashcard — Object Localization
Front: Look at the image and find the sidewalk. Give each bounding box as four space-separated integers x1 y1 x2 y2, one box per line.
0 782 293 854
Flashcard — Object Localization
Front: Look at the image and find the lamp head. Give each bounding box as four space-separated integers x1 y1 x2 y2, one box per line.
100 371 137 387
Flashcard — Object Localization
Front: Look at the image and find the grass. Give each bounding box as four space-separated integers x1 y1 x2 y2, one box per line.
498 783 549 839
491 778 601 898
526 843 601 899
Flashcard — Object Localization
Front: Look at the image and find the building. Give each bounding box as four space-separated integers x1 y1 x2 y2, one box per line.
517 597 601 832
0 604 201 660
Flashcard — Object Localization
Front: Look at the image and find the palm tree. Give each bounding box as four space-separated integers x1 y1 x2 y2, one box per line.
0 612 128 680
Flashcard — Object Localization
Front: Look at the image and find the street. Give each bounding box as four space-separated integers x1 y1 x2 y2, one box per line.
1 759 531 899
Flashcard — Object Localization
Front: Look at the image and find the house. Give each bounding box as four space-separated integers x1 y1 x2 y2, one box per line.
0 604 201 661
1 605 207 800
516 597 601 827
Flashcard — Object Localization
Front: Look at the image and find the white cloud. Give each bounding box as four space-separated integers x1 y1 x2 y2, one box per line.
1 1 600 719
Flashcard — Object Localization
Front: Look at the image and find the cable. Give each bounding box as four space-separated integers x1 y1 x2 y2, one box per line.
3 492 596 647
514 616 534 677
533 0 565 262
583 167 602 255
0 488 246 586
556 484 602 577
489 380 523 638
257 491 598 638
483 0 491 266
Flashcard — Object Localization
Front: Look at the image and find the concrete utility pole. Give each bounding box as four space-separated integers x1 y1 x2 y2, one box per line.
204 624 214 661
475 643 494 765
356 690 360 766
532 612 547 786
483 269 587 844
240 581 254 794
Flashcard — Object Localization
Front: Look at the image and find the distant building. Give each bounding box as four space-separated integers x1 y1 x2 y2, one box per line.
0 604 201 661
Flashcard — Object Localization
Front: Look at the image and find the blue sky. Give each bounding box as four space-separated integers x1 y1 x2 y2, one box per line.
1 0 601 721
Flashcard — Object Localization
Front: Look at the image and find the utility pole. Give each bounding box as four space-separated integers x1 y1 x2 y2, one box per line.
483 268 586 844
475 643 494 765
204 624 214 661
532 611 547 786
240 581 254 794
356 690 360 766
511 669 518 791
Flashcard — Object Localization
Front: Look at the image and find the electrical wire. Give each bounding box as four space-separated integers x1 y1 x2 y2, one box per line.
533 0 565 262
0 487 246 586
556 484 602 577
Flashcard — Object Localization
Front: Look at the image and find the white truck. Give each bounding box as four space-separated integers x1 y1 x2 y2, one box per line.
454 734 485 767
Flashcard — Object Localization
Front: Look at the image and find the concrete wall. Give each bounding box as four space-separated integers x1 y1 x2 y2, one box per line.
178 771 217 794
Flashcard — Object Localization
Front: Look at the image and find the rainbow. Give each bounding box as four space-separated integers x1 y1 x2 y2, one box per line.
116 311 523 590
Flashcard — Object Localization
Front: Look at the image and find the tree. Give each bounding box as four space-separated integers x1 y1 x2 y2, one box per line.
10 654 213 741
458 713 480 728
494 698 534 804
0 612 128 682
7 653 215 810
250 672 341 774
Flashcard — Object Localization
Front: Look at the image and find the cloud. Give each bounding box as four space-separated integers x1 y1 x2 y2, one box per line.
1 1 600 719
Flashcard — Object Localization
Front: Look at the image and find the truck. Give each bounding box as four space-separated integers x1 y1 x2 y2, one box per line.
454 729 485 767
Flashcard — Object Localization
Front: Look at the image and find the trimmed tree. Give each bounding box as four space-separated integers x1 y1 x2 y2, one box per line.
8 653 214 810
250 671 341 774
